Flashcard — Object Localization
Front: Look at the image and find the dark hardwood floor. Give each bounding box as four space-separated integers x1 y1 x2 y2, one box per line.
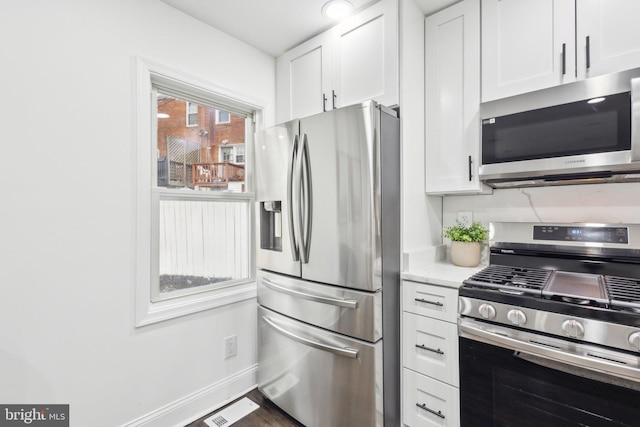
186 388 305 427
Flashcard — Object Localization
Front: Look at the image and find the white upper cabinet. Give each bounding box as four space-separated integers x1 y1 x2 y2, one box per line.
331 0 398 109
576 0 640 80
276 33 333 122
425 0 485 194
482 0 640 102
482 0 575 102
276 0 398 123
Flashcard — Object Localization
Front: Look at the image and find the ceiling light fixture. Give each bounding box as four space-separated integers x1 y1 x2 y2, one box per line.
322 0 354 20
587 97 606 104
157 113 170 118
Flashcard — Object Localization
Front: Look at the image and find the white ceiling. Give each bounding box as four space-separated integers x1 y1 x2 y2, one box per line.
159 0 458 57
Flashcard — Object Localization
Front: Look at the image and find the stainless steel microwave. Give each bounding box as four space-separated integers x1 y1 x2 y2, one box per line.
480 68 640 188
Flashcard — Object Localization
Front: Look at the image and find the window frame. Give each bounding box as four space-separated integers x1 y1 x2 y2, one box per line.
186 101 199 126
216 109 231 124
134 57 263 327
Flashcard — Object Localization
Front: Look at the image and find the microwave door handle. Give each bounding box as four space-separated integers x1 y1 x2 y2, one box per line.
300 133 313 264
288 134 300 261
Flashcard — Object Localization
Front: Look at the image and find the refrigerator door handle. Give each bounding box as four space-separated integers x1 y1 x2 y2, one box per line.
261 277 359 309
299 133 313 263
262 316 359 358
287 134 300 261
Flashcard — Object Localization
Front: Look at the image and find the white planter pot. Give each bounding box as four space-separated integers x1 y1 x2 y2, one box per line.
450 241 481 267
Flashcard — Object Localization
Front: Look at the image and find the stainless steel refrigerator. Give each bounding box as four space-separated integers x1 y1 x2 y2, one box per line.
255 100 400 427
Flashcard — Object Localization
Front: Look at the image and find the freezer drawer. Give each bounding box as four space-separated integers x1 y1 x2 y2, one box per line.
257 270 382 342
258 306 384 427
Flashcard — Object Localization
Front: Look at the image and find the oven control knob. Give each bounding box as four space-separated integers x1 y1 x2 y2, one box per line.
478 303 496 320
628 332 640 351
562 319 585 339
507 309 527 326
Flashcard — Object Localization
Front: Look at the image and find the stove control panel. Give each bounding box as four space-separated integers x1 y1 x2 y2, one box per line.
561 319 585 339
507 309 527 326
628 332 640 351
533 225 629 244
478 303 496 320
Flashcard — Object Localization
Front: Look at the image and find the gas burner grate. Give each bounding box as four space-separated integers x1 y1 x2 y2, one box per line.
464 264 552 295
604 275 640 312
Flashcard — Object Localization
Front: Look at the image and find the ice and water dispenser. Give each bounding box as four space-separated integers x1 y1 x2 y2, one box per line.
260 201 282 252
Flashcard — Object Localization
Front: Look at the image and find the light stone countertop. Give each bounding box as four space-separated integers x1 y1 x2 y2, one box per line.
401 245 486 289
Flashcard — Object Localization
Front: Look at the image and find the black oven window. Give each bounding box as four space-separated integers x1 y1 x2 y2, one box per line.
460 338 640 426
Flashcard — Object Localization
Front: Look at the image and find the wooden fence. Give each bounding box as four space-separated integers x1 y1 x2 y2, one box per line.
158 199 249 280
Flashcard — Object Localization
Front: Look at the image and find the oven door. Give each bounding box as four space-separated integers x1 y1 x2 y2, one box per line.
459 318 640 427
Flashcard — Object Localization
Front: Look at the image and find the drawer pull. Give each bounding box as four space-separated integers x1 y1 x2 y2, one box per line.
414 298 443 307
416 403 445 419
415 344 444 355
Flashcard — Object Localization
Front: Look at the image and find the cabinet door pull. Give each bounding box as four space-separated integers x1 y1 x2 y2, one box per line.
322 93 328 112
414 298 443 307
332 90 337 110
468 155 473 181
586 36 591 69
562 43 567 75
416 403 445 419
415 344 444 355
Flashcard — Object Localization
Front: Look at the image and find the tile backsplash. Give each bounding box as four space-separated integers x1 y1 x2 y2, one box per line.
443 182 640 228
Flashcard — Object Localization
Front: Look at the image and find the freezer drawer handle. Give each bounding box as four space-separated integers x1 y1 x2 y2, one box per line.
414 298 443 307
262 278 358 309
262 316 359 358
416 403 445 419
415 344 444 355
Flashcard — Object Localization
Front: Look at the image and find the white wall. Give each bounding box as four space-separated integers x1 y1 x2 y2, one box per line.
0 1 275 426
400 0 443 258
443 183 640 228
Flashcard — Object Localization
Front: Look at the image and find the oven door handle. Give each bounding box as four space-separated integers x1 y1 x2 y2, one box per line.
459 320 640 385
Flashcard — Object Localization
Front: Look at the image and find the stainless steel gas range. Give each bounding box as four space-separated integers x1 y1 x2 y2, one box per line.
458 222 640 427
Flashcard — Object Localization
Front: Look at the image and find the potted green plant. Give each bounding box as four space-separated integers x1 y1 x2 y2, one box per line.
443 221 489 267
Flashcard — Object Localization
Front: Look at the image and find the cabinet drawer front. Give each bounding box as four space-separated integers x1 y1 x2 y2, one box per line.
403 281 459 323
403 368 460 427
403 312 459 386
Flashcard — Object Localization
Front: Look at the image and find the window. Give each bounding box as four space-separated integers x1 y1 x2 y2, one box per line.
219 144 245 164
186 102 198 126
135 58 261 327
216 109 231 124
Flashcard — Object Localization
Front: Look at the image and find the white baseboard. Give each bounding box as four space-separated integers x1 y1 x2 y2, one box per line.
122 364 257 427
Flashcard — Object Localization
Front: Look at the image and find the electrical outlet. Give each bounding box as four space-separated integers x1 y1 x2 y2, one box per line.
225 335 237 359
457 211 473 227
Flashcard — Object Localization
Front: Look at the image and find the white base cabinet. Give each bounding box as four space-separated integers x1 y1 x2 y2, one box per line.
402 280 460 426
403 369 460 427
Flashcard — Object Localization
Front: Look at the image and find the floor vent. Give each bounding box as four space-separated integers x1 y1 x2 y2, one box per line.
203 397 260 427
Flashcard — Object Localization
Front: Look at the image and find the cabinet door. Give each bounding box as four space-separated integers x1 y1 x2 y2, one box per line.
403 368 460 427
576 0 640 80
276 33 332 123
403 312 459 387
331 0 398 109
402 281 459 324
424 0 483 194
482 0 575 102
